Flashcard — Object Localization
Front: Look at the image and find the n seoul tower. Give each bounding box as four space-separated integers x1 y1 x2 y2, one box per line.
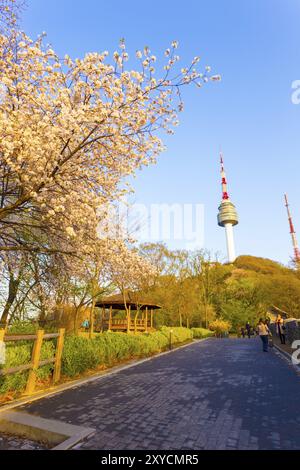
217 153 239 263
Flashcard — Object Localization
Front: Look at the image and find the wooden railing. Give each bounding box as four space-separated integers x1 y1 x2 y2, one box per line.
103 318 151 329
109 319 127 325
133 319 149 327
0 328 65 395
107 319 149 326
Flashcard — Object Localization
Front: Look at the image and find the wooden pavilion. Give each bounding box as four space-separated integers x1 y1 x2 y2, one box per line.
95 292 161 333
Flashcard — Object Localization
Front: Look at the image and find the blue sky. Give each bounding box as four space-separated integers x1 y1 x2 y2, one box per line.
22 0 300 265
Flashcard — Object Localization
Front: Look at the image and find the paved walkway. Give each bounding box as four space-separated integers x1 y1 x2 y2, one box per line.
19 338 300 450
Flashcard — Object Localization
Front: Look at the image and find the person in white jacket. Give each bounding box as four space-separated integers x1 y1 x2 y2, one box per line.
257 319 271 352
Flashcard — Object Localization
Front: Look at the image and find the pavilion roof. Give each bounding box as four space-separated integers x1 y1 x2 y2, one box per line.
95 292 161 310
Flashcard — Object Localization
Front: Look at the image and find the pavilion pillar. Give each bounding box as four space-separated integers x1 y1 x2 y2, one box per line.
127 305 131 333
151 309 153 329
145 307 148 333
101 308 105 332
134 310 137 334
108 306 112 331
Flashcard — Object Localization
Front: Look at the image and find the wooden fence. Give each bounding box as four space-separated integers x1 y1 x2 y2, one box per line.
0 328 65 395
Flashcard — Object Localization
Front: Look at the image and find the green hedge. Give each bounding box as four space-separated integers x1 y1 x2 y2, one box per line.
0 327 193 394
7 321 39 335
191 328 215 339
62 327 193 377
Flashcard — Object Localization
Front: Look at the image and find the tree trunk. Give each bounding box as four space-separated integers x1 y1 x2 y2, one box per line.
74 307 80 335
121 288 130 333
0 273 20 325
38 307 47 326
89 298 96 339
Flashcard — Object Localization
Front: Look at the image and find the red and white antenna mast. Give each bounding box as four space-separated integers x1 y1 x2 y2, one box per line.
284 194 300 264
220 152 229 200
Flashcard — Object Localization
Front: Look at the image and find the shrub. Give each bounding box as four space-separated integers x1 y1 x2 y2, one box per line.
62 327 192 377
191 327 215 339
0 327 193 394
61 335 106 377
160 326 193 343
7 321 57 334
209 319 231 337
7 321 39 334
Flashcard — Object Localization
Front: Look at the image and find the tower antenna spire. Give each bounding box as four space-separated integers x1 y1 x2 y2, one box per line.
284 193 300 264
217 152 239 263
220 151 229 200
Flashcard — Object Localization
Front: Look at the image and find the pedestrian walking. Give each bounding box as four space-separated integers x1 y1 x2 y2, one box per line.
241 327 246 338
275 314 286 345
82 318 90 332
257 318 271 352
245 321 251 339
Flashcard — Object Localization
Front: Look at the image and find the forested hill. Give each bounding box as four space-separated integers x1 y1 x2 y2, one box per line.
231 255 300 318
234 255 297 277
140 245 300 331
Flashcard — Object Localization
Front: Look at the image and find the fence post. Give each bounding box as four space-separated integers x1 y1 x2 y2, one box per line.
25 329 44 395
53 328 65 384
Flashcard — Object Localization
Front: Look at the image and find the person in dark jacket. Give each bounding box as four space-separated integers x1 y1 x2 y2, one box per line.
275 314 286 345
245 321 251 339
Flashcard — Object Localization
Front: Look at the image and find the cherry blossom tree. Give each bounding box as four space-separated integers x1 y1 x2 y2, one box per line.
0 29 219 257
0 1 220 325
0 0 24 33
